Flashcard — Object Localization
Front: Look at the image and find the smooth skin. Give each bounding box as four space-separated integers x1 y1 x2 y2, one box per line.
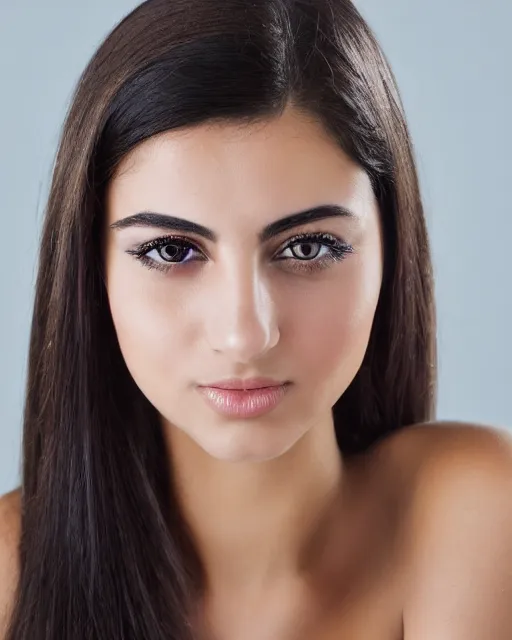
1 108 512 639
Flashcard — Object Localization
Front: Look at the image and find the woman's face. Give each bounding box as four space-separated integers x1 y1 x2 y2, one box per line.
104 107 383 463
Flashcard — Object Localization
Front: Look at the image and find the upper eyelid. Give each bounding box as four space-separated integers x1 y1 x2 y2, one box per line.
135 229 345 252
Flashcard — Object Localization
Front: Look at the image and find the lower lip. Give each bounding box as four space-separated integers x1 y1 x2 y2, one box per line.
197 383 291 418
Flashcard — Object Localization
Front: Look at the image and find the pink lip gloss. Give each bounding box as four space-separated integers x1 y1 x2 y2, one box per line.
197 383 291 418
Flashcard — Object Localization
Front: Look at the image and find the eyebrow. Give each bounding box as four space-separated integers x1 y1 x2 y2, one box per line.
109 204 356 243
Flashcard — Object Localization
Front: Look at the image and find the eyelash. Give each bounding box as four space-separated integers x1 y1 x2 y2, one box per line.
126 231 354 275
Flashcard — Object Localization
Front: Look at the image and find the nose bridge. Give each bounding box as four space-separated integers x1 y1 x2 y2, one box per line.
205 256 279 361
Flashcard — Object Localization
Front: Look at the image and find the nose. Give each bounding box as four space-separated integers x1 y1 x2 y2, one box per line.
205 260 280 363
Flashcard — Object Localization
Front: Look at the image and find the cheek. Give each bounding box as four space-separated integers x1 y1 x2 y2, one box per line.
288 255 381 398
105 244 382 410
106 263 191 392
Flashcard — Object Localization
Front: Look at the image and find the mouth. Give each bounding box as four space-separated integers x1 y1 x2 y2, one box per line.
196 382 291 418
198 377 289 391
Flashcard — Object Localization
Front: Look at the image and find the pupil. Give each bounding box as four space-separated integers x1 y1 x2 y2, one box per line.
299 243 316 258
161 245 181 261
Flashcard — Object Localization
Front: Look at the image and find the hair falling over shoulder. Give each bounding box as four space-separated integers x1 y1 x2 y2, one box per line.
6 1 436 637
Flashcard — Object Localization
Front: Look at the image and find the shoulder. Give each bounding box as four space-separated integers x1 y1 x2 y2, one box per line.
377 420 512 486
0 488 21 636
380 421 512 639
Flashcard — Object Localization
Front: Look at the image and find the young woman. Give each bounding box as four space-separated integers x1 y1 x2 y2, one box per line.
0 0 511 638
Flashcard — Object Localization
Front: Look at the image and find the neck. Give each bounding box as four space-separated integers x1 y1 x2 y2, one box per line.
163 412 345 597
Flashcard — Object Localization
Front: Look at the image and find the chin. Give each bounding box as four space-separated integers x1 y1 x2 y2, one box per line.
196 424 303 463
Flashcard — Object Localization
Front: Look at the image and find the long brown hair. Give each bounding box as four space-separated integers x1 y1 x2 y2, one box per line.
7 0 436 637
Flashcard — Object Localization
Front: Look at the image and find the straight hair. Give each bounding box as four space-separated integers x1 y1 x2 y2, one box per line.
6 0 436 637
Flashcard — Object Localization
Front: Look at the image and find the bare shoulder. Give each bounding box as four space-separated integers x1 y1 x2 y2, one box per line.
378 421 512 639
0 487 21 637
376 419 512 474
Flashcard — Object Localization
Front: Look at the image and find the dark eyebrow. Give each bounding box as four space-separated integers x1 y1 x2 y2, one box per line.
109 204 356 243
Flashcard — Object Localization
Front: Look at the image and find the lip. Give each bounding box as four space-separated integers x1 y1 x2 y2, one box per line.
198 377 288 390
197 383 291 418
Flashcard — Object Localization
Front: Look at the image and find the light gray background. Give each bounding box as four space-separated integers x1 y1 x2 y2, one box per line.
1 1 510 495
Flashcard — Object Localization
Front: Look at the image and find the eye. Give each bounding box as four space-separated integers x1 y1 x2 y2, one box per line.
275 232 354 273
127 232 353 274
126 236 205 272
146 241 198 264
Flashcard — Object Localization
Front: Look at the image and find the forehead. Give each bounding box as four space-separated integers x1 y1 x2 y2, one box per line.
106 107 377 225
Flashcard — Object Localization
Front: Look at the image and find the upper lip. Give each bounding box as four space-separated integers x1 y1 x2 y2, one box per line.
199 377 288 390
